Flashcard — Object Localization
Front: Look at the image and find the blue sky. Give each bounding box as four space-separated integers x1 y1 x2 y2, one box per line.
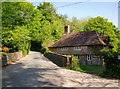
31 1 118 27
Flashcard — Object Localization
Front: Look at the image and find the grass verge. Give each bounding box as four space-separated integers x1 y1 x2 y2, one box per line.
78 65 105 74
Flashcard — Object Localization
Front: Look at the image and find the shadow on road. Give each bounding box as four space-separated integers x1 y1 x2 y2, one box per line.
2 62 59 87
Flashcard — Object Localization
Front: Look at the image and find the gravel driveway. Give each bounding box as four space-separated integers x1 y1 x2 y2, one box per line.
2 51 119 87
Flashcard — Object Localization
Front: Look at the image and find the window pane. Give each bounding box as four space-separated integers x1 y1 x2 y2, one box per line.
74 46 81 50
87 55 92 61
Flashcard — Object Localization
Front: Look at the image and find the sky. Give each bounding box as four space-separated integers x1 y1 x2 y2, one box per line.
28 0 118 27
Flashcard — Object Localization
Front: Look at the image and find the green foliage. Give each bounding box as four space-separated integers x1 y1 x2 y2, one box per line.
40 48 46 54
69 17 88 32
37 2 56 22
2 2 65 55
2 2 35 55
68 56 79 70
2 2 35 30
0 52 7 55
72 56 79 70
79 65 105 74
2 2 119 66
66 55 105 74
84 16 119 52
2 0 26 2
35 2 64 52
2 26 30 56
101 50 120 79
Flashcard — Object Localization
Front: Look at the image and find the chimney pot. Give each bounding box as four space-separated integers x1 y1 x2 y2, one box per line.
64 25 70 35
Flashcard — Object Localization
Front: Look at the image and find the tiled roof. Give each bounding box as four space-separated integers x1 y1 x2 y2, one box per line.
49 31 107 48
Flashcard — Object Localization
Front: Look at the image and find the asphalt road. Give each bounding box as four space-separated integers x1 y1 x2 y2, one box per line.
2 51 119 87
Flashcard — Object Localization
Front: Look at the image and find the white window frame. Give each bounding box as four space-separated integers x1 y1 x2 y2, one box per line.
74 46 81 51
61 47 68 51
87 55 92 61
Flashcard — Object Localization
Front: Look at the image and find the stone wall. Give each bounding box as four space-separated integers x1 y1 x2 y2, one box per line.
2 52 22 66
7 52 22 62
49 46 103 65
49 46 87 55
44 52 69 67
79 55 103 65
49 46 102 55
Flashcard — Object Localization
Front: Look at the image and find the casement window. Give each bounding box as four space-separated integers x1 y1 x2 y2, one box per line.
61 47 68 51
74 46 81 51
87 55 92 61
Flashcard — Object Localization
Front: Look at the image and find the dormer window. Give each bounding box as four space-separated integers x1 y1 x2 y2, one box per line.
61 47 68 51
74 46 81 51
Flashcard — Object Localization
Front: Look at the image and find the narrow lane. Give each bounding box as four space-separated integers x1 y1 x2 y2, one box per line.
2 51 119 87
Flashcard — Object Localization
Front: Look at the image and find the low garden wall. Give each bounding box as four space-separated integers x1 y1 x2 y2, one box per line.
7 52 22 62
2 52 22 66
1 54 8 66
44 52 69 67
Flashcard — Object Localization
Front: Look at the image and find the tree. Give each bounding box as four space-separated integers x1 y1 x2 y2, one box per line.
2 2 36 55
2 2 36 30
37 2 57 23
84 16 119 52
2 26 30 55
36 2 64 51
69 17 88 32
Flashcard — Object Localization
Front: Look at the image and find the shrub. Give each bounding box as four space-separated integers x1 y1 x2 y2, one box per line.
101 50 120 79
69 56 79 70
2 26 31 56
40 47 46 54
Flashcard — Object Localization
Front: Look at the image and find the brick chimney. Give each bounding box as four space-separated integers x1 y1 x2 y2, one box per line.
64 25 70 35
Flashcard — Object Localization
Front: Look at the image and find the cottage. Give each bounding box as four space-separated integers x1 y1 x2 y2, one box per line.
49 25 108 65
